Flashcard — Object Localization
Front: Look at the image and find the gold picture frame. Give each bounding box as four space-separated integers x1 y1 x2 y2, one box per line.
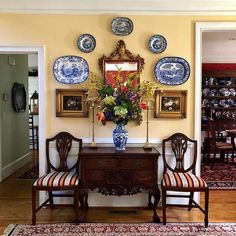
98 40 144 85
154 90 187 118
56 89 88 117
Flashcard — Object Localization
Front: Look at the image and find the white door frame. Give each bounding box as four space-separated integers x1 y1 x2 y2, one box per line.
195 22 236 178
0 45 46 181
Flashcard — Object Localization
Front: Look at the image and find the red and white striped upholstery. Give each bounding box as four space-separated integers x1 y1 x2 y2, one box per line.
33 172 79 187
163 172 207 188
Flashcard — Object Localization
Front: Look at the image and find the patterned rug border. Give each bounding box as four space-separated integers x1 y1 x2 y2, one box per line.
201 159 236 190
3 222 236 236
206 182 236 190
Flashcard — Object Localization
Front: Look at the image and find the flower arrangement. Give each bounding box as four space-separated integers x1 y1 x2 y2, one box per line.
95 70 158 125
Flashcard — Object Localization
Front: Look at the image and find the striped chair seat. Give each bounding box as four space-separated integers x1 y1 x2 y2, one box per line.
33 172 79 187
163 172 207 188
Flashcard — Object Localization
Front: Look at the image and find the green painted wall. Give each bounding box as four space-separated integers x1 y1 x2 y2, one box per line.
0 54 29 168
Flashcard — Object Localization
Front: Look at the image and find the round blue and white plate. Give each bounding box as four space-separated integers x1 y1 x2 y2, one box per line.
148 34 167 54
111 17 133 36
53 55 89 84
77 34 96 53
154 57 190 85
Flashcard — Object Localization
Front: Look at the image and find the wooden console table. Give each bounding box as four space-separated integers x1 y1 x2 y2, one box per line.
79 147 161 223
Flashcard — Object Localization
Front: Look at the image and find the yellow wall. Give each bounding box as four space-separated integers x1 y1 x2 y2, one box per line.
1 13 236 140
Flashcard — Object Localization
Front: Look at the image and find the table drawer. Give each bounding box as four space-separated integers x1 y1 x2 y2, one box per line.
84 170 105 182
133 170 155 182
83 158 118 169
107 170 132 184
119 159 154 169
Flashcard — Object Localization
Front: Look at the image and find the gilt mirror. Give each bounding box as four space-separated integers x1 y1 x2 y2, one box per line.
98 40 145 85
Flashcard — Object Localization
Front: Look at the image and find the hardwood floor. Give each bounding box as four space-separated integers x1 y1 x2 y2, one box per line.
0 152 236 234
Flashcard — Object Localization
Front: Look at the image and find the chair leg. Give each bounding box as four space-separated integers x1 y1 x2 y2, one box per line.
32 188 37 225
204 188 209 228
211 152 216 170
48 190 54 209
188 192 194 211
74 188 80 224
162 189 166 225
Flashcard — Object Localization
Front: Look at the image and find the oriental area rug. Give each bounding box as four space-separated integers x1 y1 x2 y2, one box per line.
3 223 236 236
201 158 236 189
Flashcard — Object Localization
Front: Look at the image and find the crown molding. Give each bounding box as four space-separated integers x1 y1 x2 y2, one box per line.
0 0 236 15
202 55 236 63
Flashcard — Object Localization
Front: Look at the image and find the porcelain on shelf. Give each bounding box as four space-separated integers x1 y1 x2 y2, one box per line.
111 17 133 36
230 88 236 96
148 34 167 54
154 57 190 85
210 99 219 108
202 88 210 97
217 78 232 86
202 99 209 107
219 88 230 96
227 98 235 106
219 99 230 108
209 89 218 96
53 55 89 84
77 34 96 53
214 111 222 119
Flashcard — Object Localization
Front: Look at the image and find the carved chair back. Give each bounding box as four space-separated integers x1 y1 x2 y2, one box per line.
46 132 82 173
162 133 197 175
207 120 230 149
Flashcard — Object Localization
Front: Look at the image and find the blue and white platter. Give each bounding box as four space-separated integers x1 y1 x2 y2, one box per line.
148 34 167 54
77 34 96 53
53 56 89 84
111 17 133 36
154 57 190 85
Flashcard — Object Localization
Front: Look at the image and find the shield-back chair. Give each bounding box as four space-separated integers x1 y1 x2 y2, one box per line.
32 132 82 225
161 133 209 227
207 120 234 169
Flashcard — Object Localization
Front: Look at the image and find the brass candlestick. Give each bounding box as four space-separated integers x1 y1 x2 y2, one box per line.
143 101 152 150
90 101 97 148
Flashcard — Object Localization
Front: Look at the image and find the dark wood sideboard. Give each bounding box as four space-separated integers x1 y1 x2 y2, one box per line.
79 147 161 223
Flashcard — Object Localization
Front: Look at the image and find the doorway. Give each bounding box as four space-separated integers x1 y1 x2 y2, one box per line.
195 22 236 181
0 46 46 182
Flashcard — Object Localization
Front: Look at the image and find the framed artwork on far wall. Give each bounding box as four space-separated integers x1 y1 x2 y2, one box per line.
154 90 187 118
56 89 88 117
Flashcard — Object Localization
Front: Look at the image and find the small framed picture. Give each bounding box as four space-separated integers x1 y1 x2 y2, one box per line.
56 89 88 117
154 90 187 118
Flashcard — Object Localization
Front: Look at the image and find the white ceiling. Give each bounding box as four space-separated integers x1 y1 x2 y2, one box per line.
0 0 236 14
202 31 236 63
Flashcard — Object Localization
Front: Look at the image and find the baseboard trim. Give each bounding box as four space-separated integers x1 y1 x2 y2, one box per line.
1 152 31 180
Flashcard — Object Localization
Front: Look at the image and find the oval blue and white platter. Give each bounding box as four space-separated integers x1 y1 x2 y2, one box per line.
111 17 133 36
53 56 89 84
77 34 96 53
154 57 190 85
148 34 167 54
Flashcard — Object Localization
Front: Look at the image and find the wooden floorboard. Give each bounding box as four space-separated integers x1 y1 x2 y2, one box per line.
0 151 235 234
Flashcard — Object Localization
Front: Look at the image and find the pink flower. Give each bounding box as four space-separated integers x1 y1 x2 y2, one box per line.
121 86 128 92
96 112 105 121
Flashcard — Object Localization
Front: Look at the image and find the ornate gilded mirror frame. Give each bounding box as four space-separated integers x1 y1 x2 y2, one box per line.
98 40 145 85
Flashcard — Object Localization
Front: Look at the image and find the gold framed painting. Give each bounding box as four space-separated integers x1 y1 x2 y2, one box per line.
56 89 88 117
154 90 187 118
